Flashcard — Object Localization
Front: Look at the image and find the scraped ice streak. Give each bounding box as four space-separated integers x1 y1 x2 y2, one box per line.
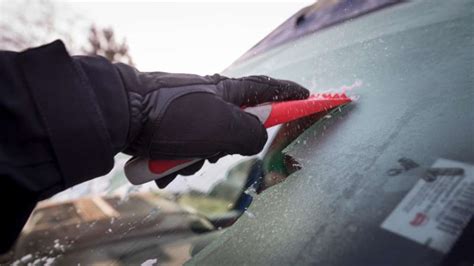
244 210 256 219
141 258 158 266
319 79 363 101
341 80 363 101
340 79 363 93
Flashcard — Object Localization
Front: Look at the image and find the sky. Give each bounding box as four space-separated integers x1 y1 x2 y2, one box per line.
56 1 314 74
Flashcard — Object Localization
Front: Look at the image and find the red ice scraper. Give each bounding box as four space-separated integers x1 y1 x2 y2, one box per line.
124 93 351 185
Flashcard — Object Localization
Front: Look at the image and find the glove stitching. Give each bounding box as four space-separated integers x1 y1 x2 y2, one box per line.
114 63 138 147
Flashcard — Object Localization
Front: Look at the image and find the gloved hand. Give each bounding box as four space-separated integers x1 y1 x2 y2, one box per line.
115 65 309 187
0 41 309 252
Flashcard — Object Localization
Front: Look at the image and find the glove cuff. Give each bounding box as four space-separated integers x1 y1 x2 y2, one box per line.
19 41 118 187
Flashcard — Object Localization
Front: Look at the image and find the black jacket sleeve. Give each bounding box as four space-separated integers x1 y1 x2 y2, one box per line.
0 40 130 252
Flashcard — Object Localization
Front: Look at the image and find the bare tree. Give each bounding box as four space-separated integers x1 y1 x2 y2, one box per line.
83 25 134 65
0 0 133 65
0 0 82 52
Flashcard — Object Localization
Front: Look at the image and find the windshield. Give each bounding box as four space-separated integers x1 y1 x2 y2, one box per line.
190 0 474 265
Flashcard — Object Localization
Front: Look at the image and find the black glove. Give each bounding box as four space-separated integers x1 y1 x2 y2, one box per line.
115 65 309 187
0 40 309 252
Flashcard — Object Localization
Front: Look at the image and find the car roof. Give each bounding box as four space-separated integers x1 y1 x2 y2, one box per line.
189 0 474 265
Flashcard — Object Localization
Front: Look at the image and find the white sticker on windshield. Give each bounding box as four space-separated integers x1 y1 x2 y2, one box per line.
381 158 474 253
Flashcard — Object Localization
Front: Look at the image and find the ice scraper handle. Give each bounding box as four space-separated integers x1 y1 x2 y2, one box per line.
124 105 272 185
124 93 351 185
124 157 201 185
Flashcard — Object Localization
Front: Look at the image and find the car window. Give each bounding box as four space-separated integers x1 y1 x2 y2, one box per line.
190 0 474 265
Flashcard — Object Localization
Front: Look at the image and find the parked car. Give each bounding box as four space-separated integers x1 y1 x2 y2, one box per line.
1 192 219 265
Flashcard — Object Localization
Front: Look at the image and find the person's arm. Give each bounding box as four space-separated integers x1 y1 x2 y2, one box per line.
0 40 309 252
0 40 129 253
